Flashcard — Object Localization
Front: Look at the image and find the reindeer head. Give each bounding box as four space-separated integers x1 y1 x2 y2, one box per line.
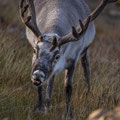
19 0 118 86
31 34 60 86
19 0 62 86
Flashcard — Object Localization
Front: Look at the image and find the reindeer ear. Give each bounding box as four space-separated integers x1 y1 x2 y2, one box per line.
50 36 58 51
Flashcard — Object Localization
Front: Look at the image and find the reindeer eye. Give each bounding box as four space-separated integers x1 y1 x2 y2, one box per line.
55 54 60 60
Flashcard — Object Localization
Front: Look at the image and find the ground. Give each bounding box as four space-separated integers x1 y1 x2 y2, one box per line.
0 0 120 120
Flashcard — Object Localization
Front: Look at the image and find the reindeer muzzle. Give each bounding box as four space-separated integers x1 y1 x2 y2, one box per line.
31 70 46 86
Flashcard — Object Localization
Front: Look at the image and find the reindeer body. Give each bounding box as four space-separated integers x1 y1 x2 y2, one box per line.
20 0 117 119
26 0 95 73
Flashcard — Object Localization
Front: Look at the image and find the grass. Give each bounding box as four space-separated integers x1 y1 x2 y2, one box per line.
0 0 120 120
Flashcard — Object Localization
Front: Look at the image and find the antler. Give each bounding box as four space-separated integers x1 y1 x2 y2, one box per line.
51 0 118 50
19 0 42 39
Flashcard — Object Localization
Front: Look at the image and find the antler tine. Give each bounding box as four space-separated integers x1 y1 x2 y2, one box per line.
53 16 91 48
48 16 91 51
50 36 58 51
19 0 42 39
50 0 117 51
71 16 91 40
72 26 78 39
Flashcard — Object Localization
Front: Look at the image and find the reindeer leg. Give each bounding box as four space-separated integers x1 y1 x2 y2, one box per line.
34 75 55 113
81 50 91 94
62 65 75 120
45 75 55 109
34 86 44 113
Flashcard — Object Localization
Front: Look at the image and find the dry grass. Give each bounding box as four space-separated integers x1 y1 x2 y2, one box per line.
0 1 120 120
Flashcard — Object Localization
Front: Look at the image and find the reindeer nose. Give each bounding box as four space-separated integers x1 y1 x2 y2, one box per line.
31 70 46 86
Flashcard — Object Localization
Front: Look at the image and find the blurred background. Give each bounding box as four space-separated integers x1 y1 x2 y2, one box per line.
0 0 120 120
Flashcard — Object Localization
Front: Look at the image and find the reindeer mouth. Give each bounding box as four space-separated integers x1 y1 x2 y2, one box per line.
31 79 42 86
31 78 46 86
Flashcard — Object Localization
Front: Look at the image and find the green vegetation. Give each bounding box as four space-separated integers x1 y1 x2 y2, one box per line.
0 1 120 120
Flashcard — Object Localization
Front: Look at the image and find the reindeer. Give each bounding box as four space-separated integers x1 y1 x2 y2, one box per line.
19 0 118 119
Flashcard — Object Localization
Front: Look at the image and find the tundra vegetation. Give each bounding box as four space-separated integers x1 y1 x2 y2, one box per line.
0 0 120 120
